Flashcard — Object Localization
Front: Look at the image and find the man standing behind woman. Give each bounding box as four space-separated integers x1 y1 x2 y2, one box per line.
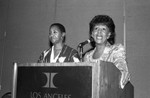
38 23 80 63
84 15 130 89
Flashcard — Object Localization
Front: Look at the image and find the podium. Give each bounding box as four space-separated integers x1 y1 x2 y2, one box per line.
12 62 134 98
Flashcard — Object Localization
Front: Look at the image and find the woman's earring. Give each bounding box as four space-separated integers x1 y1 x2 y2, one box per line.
107 33 111 39
107 36 109 39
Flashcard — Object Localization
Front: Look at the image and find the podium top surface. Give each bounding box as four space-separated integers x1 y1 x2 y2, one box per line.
16 62 98 67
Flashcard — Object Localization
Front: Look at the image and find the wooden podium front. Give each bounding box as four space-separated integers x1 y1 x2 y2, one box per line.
12 62 133 98
99 61 121 98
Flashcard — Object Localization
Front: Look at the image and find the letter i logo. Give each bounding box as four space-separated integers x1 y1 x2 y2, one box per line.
43 72 58 88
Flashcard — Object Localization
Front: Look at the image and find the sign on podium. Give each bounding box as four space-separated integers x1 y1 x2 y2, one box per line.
12 62 99 98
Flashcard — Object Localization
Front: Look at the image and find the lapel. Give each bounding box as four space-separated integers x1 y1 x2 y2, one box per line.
56 45 67 62
44 48 51 63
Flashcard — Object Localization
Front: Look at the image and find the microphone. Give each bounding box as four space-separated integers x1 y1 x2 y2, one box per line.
78 37 93 47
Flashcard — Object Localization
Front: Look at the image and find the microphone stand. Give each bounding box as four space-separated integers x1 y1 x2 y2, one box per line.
77 38 93 62
77 44 84 62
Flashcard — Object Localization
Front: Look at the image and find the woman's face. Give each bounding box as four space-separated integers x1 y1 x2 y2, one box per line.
49 26 63 44
91 24 110 45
